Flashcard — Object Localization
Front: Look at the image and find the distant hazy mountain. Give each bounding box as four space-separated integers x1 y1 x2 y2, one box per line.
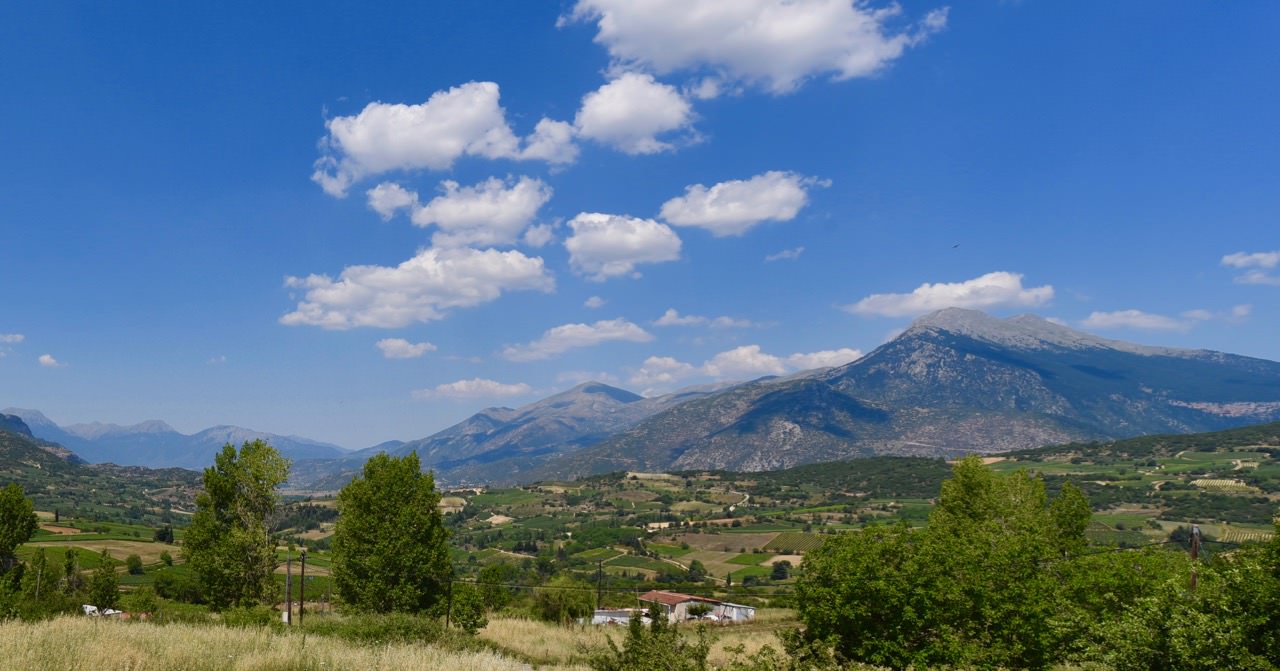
532 308 1280 479
1 408 348 470
287 381 738 489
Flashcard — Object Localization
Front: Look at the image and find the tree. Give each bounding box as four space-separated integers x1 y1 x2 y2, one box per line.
182 439 290 610
87 550 118 610
534 575 595 624
125 554 144 575
0 484 38 572
332 452 452 614
770 560 791 581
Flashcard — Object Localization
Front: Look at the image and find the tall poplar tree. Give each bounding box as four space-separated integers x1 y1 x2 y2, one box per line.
182 439 289 609
331 452 452 614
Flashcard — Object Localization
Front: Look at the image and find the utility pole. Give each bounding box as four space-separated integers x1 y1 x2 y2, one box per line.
596 560 603 608
299 548 307 626
1189 524 1201 591
284 549 292 625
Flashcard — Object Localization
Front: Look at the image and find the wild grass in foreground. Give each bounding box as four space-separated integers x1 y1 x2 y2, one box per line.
0 617 528 671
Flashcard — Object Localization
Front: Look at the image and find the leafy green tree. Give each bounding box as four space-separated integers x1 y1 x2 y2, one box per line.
770 560 791 581
1050 480 1091 555
534 575 595 624
687 559 707 582
125 554 144 575
449 582 487 634
0 483 38 571
332 452 452 614
182 439 290 610
87 550 118 610
477 561 519 611
61 548 82 593
159 550 173 566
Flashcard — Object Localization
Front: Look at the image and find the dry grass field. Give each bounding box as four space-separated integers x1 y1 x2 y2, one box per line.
0 617 528 671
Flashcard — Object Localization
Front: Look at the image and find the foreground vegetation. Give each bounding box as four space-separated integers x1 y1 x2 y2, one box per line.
0 617 527 671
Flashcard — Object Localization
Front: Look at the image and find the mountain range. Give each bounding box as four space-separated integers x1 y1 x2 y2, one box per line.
9 308 1280 487
0 408 349 470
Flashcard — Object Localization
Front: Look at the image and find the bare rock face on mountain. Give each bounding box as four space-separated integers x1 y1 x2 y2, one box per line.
532 309 1280 480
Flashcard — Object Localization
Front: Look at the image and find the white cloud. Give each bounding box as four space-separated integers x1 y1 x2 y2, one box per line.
366 182 419 220
207 355 228 365
844 271 1054 317
630 355 700 389
414 378 532 399
280 247 554 329
522 223 556 248
376 338 437 359
574 73 695 155
654 308 753 328
584 296 607 309
702 345 788 378
1222 251 1280 269
564 212 683 281
1181 309 1213 321
1222 250 1280 285
0 334 24 344
311 82 575 196
1080 310 1188 331
520 118 580 164
411 176 552 248
38 354 64 368
565 0 948 94
630 344 861 389
787 348 862 370
765 246 805 262
1231 304 1253 318
660 171 824 236
502 318 653 361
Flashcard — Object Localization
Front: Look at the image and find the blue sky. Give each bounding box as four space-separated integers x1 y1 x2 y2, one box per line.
2 1 1277 448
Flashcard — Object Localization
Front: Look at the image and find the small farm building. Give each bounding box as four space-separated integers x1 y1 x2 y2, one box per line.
637 590 756 624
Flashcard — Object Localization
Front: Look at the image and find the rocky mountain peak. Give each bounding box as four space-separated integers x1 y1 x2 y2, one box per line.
906 308 1196 357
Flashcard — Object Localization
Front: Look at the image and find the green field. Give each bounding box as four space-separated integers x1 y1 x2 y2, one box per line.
764 532 825 553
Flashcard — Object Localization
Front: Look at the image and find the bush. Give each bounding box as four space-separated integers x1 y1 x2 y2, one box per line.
125 554 144 575
221 604 280 628
301 612 446 645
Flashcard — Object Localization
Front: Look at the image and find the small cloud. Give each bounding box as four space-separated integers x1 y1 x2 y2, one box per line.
413 378 532 399
1081 310 1187 331
556 370 622 386
628 344 862 391
584 296 607 309
503 318 653 361
765 247 805 262
654 308 754 328
843 271 1054 318
563 212 682 281
1231 304 1252 318
207 355 228 365
660 172 826 237
38 354 64 368
376 338 437 359
522 222 556 248
1180 309 1213 321
0 334 24 344
1222 250 1280 285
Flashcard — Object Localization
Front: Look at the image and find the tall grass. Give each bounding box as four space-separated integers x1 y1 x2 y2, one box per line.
0 617 527 671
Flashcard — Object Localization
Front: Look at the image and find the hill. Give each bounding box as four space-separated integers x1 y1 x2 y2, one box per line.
3 408 349 469
532 309 1280 479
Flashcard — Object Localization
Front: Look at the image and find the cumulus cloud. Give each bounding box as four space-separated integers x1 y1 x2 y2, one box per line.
584 296 607 309
366 182 419 220
311 82 575 196
564 0 948 94
629 344 862 390
1222 250 1280 285
522 223 556 248
280 247 554 329
564 212 683 281
414 378 532 399
410 176 552 248
765 246 805 262
630 355 701 389
843 271 1054 318
574 73 695 154
1080 310 1188 331
503 318 653 361
660 171 824 236
0 334 24 344
38 354 64 368
654 308 753 328
376 338 437 359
